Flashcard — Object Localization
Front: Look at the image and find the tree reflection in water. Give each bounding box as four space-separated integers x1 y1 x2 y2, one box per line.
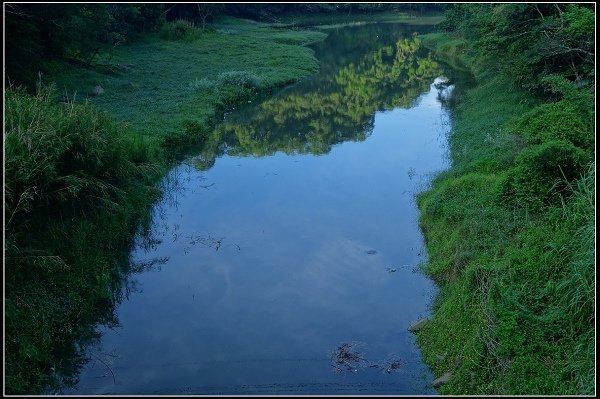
190 34 442 170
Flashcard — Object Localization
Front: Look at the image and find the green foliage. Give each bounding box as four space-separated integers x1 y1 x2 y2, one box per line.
553 164 594 333
4 84 165 394
447 77 535 174
417 172 511 279
563 4 595 38
5 4 166 87
159 19 204 42
438 4 595 90
107 4 166 38
223 3 443 22
507 98 594 152
498 140 589 212
5 85 160 226
484 171 595 394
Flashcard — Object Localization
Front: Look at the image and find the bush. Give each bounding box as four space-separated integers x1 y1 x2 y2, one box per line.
497 140 589 212
216 70 262 88
159 19 202 41
506 83 594 152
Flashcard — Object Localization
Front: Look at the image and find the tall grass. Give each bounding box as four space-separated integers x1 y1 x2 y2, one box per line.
5 84 166 394
554 164 595 394
5 84 162 226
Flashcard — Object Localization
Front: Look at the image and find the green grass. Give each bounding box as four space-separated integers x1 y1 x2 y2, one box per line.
414 33 595 395
420 32 491 77
47 17 324 142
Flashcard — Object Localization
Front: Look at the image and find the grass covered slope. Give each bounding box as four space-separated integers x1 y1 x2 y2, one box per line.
415 33 594 394
48 17 325 141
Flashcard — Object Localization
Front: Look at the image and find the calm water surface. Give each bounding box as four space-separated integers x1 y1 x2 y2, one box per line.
63 22 457 395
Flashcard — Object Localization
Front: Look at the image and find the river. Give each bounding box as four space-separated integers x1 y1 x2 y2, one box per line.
61 22 458 395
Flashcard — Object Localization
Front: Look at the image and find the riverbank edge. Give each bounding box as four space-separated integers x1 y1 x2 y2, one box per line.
414 33 594 394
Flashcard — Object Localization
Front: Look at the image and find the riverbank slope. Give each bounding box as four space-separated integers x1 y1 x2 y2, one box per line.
415 31 594 395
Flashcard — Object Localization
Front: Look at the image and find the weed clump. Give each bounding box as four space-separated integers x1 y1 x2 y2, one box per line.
217 70 262 89
506 87 594 152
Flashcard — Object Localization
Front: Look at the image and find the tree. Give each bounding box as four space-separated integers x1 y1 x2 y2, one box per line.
197 4 224 30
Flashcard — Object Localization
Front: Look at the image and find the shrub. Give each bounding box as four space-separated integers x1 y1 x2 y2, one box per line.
497 140 589 212
5 84 160 227
507 96 594 152
216 70 262 89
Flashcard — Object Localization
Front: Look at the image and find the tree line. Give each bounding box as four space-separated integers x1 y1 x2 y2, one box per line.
5 3 443 88
439 3 594 93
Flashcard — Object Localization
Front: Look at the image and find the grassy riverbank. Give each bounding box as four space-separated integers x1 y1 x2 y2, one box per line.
47 17 325 147
5 86 166 393
415 33 594 395
5 17 326 394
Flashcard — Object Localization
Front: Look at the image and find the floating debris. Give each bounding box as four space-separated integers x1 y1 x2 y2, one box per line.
129 257 169 273
330 342 367 373
386 267 398 273
330 342 405 376
368 355 404 374
188 233 226 250
376 355 404 374
365 250 377 255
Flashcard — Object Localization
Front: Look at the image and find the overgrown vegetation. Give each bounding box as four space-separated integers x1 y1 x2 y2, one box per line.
4 84 166 393
416 3 594 395
159 19 206 42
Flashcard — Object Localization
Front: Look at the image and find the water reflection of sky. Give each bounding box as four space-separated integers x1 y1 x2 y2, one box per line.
65 77 451 394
